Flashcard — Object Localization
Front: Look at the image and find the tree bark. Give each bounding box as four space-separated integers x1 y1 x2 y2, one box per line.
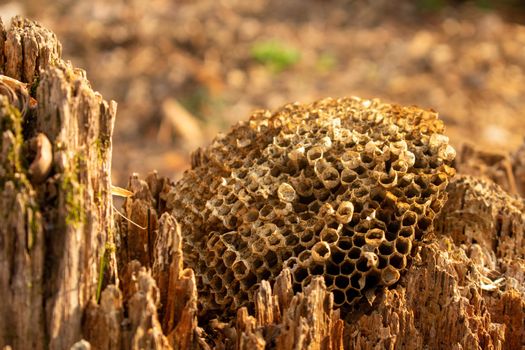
0 17 115 349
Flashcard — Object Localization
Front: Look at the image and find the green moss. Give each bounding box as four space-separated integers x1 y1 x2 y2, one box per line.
62 174 83 227
0 102 31 190
96 241 115 302
60 153 85 227
0 100 40 251
250 40 301 73
27 203 40 251
92 138 110 166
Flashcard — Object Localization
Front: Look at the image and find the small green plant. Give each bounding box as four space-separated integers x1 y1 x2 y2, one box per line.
250 40 301 73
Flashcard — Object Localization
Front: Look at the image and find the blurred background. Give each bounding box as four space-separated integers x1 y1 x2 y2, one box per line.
2 0 525 185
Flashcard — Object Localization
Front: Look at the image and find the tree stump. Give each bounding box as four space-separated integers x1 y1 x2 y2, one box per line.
0 17 115 349
0 17 523 350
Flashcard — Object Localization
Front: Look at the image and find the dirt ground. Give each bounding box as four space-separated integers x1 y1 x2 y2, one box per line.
2 0 525 185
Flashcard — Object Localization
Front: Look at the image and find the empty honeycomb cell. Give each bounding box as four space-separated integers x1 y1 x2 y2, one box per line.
364 270 381 289
281 249 293 262
252 257 264 271
341 260 355 275
298 250 312 263
348 246 362 260
293 266 308 283
311 241 331 262
379 171 398 188
335 201 354 224
293 244 305 256
257 223 277 238
210 275 223 291
334 275 350 290
331 249 346 265
285 233 300 246
238 225 251 238
365 228 385 246
267 233 283 247
220 231 236 245
395 237 412 254
299 229 315 246
241 271 257 289
320 227 339 243
314 158 330 177
320 166 340 189
377 255 388 269
264 250 278 267
401 211 418 227
360 153 376 168
340 168 358 185
324 275 335 288
353 186 369 199
243 209 259 223
205 269 216 284
345 288 360 304
417 216 432 232
325 260 340 275
215 260 227 275
333 289 346 306
169 96 455 318
232 260 249 279
389 253 406 269
378 242 395 256
250 238 268 255
307 200 322 213
288 146 305 162
309 263 324 276
223 250 237 268
350 272 362 290
259 205 276 220
206 233 221 251
353 165 367 177
228 280 241 297
293 177 313 197
381 265 401 286
277 182 296 202
391 160 409 174
338 236 353 250
313 187 331 202
352 234 366 247
223 269 235 284
340 150 361 169
306 146 324 164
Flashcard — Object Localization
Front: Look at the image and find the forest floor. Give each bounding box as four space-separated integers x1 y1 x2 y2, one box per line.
3 0 525 184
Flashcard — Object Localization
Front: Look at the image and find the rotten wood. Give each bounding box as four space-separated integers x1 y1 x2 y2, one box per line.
0 17 115 350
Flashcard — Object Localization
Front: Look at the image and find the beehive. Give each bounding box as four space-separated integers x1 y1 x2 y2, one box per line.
167 97 456 317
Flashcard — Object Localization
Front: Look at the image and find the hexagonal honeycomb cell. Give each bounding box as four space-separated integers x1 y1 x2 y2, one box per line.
167 97 456 318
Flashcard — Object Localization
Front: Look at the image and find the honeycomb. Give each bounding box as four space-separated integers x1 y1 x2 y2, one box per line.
167 97 456 317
